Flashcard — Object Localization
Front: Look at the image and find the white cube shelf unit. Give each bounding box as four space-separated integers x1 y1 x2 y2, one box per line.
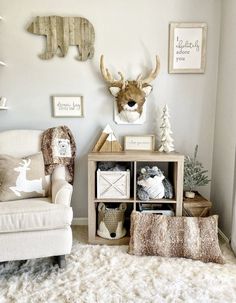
88 151 184 245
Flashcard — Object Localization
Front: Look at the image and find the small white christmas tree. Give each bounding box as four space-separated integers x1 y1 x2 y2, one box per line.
158 105 175 153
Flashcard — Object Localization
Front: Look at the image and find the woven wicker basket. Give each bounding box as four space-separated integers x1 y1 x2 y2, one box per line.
97 203 127 239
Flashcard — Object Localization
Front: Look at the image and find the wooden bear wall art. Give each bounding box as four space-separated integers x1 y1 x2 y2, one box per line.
27 16 95 61
100 55 160 124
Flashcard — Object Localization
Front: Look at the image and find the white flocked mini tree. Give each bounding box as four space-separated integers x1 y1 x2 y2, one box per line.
158 105 175 153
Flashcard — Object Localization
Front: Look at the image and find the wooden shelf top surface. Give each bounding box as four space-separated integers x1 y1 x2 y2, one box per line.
88 151 184 161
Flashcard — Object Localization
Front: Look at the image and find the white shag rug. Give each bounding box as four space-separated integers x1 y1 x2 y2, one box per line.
0 240 236 303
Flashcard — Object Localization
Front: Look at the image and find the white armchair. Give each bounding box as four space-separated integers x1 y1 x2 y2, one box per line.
0 130 73 267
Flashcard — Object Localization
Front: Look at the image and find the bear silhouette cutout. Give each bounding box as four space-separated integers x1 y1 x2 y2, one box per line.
27 16 95 61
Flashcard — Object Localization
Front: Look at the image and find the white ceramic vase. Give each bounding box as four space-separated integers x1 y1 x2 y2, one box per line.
185 191 195 199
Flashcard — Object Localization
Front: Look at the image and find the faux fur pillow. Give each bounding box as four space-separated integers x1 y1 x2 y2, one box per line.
0 152 48 202
128 211 224 264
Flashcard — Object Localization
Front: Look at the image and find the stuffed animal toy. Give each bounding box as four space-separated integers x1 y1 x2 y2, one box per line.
137 166 173 201
97 203 127 239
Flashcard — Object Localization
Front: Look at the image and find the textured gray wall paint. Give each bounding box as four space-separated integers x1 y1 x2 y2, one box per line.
211 0 236 238
0 0 221 218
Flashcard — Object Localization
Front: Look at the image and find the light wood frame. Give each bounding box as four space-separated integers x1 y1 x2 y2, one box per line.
169 22 207 74
52 95 84 117
88 151 184 245
124 135 155 151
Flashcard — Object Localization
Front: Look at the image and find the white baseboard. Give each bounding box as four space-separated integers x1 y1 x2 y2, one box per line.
218 228 230 244
72 219 230 244
72 217 88 226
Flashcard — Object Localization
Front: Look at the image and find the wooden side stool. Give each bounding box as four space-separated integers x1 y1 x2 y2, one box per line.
183 192 212 217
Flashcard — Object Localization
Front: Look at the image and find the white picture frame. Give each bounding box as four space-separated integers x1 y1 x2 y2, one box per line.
169 22 207 74
52 96 84 117
124 135 155 151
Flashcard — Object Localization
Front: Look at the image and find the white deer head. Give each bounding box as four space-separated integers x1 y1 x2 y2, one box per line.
14 159 31 173
100 55 160 123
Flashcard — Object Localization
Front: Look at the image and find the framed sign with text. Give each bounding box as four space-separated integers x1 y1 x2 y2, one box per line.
52 96 84 117
169 22 207 74
124 135 155 151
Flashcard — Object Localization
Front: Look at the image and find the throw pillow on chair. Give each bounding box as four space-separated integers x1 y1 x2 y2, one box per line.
0 152 49 202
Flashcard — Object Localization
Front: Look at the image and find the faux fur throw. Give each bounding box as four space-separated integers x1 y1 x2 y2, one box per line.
41 126 76 183
128 211 224 264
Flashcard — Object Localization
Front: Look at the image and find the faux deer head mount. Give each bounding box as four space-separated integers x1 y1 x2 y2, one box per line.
100 55 160 124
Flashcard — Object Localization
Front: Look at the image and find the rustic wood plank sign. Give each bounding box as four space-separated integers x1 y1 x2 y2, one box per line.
27 16 95 61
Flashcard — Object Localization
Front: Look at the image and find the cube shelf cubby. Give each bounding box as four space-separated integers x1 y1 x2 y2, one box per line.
88 151 184 245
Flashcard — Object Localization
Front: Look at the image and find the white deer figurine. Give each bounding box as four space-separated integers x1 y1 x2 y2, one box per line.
10 159 45 197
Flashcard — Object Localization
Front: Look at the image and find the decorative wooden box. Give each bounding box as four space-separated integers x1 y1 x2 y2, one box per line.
183 192 212 217
97 169 130 199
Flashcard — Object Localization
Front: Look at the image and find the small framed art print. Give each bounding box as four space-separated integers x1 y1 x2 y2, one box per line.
53 96 84 117
124 135 155 151
169 22 207 74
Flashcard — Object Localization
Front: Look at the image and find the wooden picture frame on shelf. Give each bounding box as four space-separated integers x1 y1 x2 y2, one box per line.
52 96 84 118
169 22 207 74
124 135 155 151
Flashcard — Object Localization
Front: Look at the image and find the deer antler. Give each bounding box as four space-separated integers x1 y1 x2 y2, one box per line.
136 55 160 85
100 55 126 88
20 159 31 167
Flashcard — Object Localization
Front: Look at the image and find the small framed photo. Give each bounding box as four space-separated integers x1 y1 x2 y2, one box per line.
52 96 84 117
169 22 207 74
124 135 155 151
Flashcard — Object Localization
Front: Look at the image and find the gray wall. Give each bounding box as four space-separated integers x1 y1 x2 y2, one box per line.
0 0 221 219
211 0 236 237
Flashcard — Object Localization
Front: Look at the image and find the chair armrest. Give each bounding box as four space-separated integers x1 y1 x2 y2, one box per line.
52 179 73 206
